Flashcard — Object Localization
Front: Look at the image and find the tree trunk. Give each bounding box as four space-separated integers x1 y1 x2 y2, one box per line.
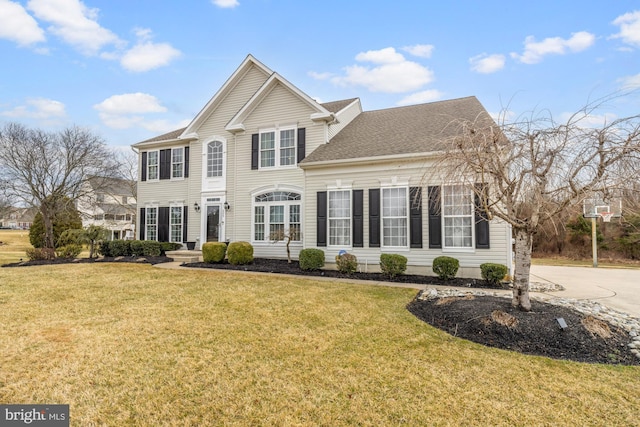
512 228 533 311
41 206 56 250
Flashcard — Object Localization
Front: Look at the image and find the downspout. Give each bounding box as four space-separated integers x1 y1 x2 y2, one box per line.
233 133 237 240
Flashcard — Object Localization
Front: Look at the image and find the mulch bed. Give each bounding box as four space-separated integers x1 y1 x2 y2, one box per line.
184 258 507 289
2 256 173 267
407 295 639 365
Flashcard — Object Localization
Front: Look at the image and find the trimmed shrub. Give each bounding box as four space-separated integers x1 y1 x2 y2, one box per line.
380 253 407 279
480 263 509 286
141 241 162 256
227 241 254 265
110 239 132 257
299 248 325 271
335 252 358 274
202 242 227 263
432 256 459 280
26 247 55 261
130 240 146 256
55 244 82 259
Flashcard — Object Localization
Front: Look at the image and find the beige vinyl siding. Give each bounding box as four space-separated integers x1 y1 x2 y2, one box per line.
303 159 511 278
328 99 362 140
223 82 326 259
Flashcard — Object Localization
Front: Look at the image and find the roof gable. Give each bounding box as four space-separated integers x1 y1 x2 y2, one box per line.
181 55 273 137
225 72 334 133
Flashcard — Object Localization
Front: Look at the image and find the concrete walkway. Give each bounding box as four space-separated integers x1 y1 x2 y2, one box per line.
155 262 640 317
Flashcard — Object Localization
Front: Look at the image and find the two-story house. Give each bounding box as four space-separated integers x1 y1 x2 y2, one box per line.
132 55 512 277
76 176 137 240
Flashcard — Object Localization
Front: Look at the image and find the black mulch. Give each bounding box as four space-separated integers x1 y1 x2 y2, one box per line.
2 256 173 267
184 258 507 289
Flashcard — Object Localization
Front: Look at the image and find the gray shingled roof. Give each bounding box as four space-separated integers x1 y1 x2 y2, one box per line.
138 127 187 144
301 96 495 165
320 98 358 113
88 176 136 197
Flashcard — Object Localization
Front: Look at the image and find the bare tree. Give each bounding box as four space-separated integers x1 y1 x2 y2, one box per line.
432 101 640 311
0 123 119 249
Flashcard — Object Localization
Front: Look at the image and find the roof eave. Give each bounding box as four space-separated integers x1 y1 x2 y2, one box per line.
299 150 444 169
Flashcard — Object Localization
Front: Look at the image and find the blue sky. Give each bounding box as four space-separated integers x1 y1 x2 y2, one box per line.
1 0 639 150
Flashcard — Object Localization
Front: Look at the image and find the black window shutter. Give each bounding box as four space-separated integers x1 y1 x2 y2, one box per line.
139 208 146 240
475 183 490 249
352 189 363 247
183 205 188 243
428 186 442 249
410 187 423 248
141 152 147 182
158 207 170 242
184 146 189 178
317 191 327 247
159 149 171 180
251 134 259 170
297 128 306 164
369 189 380 248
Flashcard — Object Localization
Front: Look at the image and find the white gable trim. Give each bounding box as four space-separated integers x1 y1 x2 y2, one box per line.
180 54 272 137
225 72 334 133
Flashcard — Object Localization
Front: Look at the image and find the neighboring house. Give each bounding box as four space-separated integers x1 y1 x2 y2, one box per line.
132 55 512 277
76 176 137 240
0 207 36 229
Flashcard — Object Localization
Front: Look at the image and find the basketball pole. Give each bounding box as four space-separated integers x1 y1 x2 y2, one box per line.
591 217 598 268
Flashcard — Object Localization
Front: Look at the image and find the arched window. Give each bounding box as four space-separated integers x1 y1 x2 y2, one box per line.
207 141 223 177
253 191 302 242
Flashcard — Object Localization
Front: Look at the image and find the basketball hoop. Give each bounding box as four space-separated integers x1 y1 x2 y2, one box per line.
599 212 614 222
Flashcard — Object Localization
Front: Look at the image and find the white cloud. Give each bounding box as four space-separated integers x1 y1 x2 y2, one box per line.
510 31 595 64
0 0 46 46
396 90 444 106
469 53 505 74
27 0 122 55
611 10 640 47
93 93 189 131
119 28 181 72
559 111 619 128
308 71 333 80
402 44 434 58
619 73 640 89
212 0 239 8
0 98 65 119
331 47 435 93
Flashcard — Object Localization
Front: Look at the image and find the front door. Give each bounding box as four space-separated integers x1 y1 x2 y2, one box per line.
206 205 220 242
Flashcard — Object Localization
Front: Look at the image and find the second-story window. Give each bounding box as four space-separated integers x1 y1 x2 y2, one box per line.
148 151 159 180
207 141 223 177
172 147 184 178
259 127 296 169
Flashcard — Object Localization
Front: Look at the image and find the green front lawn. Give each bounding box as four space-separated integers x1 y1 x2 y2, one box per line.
0 263 638 426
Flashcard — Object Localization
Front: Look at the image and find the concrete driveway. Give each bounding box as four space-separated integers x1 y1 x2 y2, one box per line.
530 265 640 317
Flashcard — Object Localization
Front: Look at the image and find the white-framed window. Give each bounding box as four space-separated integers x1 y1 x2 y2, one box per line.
259 127 297 169
328 190 351 246
382 187 408 247
172 147 184 179
207 141 223 177
170 205 183 243
252 191 302 242
147 151 159 180
146 206 158 241
442 185 473 249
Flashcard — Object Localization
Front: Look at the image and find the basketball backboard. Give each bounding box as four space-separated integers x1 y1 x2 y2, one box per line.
583 197 622 220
